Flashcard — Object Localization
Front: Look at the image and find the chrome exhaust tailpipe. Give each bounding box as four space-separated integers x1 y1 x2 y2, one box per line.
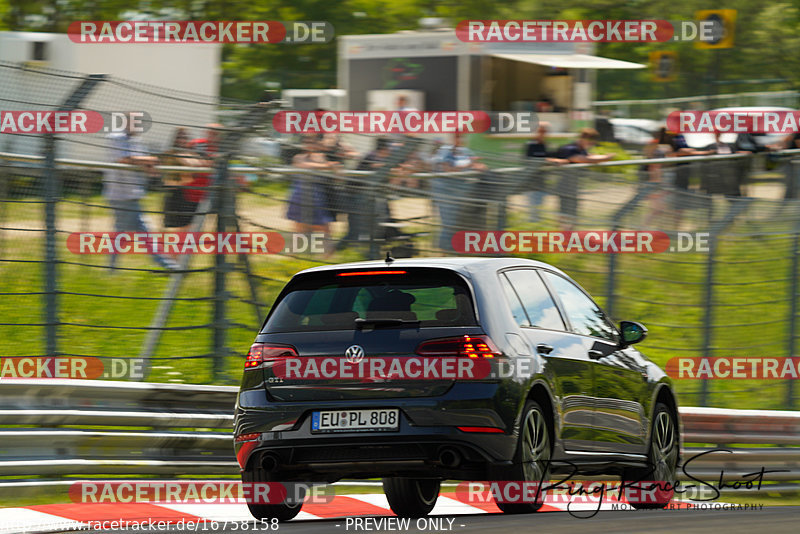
438 447 462 468
261 453 280 472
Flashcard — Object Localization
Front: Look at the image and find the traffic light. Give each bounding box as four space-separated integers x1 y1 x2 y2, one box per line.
695 9 736 49
650 51 677 82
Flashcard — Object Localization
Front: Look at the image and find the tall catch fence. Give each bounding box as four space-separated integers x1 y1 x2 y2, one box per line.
1 62 800 411
593 89 800 120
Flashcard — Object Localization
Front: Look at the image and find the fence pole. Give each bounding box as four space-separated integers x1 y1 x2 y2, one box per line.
699 233 716 407
211 104 271 382
0 161 6 258
698 199 752 406
42 134 58 357
136 105 269 381
213 157 232 381
786 218 800 409
42 73 105 357
786 159 800 199
605 182 656 318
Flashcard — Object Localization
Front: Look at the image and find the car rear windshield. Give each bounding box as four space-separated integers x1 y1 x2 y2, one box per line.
263 268 477 332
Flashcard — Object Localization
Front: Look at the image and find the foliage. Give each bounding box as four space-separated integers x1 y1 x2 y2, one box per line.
3 1 798 101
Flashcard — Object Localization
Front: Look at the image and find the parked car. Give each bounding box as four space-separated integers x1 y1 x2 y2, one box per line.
608 118 661 149
680 106 793 150
234 257 679 520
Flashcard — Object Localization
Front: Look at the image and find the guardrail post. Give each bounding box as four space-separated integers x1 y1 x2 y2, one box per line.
42 73 105 357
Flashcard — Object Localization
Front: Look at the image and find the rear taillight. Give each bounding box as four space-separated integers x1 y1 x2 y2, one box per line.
234 432 261 442
245 343 299 369
415 335 500 358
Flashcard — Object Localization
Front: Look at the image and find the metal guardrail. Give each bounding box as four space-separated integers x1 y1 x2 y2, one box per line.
0 380 798 499
4 147 800 173
0 379 236 484
681 407 800 491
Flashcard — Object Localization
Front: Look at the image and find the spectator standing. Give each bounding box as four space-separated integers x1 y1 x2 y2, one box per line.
162 128 208 232
337 137 393 250
287 135 340 236
103 114 178 271
641 127 674 225
524 122 551 222
704 131 741 197
553 128 613 229
775 132 800 198
431 132 487 250
183 123 222 203
396 95 417 112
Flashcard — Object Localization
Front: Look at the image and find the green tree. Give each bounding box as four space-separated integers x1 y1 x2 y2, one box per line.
3 0 800 102
0 0 9 30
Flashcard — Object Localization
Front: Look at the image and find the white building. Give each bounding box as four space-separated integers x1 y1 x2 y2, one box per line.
0 31 221 161
339 30 645 133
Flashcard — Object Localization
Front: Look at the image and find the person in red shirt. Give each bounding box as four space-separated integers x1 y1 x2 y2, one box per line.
185 123 222 204
162 127 208 232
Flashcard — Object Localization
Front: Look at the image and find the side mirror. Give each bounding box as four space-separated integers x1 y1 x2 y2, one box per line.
620 321 648 347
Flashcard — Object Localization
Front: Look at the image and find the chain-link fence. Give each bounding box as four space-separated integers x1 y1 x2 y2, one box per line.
594 90 800 120
1 62 800 411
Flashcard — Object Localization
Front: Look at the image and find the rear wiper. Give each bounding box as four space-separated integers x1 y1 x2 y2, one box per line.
354 318 421 329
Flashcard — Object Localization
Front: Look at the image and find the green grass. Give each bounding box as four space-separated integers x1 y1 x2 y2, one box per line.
1 183 798 408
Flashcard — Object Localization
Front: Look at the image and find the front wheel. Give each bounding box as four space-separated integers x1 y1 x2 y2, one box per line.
624 402 678 510
382 478 440 517
496 399 551 514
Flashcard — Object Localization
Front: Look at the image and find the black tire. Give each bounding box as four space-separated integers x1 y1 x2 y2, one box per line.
624 402 678 510
242 467 304 521
382 478 441 517
496 399 551 514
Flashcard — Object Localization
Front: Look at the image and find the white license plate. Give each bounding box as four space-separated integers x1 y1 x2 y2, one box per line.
311 409 399 433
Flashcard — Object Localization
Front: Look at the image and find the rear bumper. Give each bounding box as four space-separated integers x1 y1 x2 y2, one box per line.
234 382 519 480
241 435 514 481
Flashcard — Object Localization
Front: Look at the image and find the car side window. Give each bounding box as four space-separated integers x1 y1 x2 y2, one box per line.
504 269 566 331
541 271 618 342
499 273 530 327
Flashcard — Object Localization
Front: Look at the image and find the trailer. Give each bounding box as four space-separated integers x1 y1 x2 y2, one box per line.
0 31 221 162
338 29 645 142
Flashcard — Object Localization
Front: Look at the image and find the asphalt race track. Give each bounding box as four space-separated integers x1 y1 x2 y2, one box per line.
66 507 800 534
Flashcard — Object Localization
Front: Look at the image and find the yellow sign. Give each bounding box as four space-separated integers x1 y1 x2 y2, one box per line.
695 9 736 49
650 51 677 82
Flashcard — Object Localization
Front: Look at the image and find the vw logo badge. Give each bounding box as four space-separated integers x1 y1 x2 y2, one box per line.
344 345 365 363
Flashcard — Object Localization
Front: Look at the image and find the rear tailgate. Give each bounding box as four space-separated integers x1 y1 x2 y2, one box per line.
254 268 486 401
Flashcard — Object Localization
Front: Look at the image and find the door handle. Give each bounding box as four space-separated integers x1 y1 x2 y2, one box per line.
536 343 554 355
588 350 604 360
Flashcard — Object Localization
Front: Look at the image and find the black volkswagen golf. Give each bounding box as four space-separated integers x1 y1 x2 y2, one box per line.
234 257 679 520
